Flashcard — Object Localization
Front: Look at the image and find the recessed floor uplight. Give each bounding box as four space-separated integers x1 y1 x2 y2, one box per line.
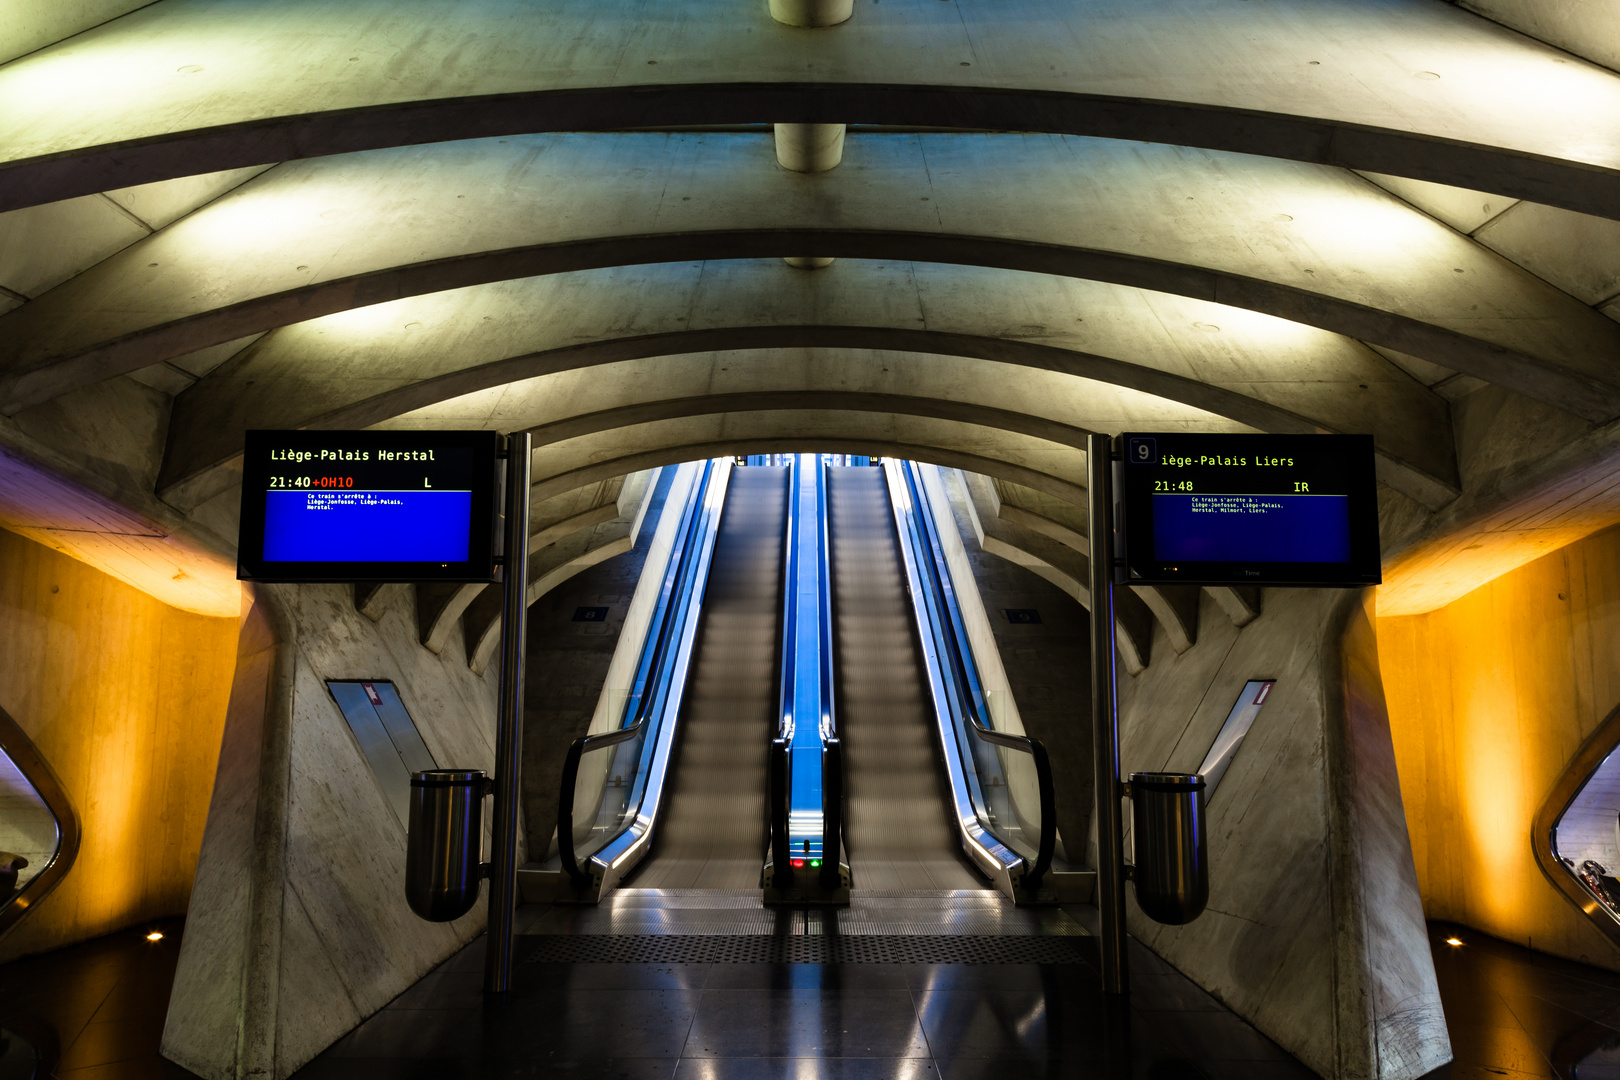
1445 937 1462 946
146 931 164 942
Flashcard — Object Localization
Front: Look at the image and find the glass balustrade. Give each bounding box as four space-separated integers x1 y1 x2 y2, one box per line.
886 460 1055 897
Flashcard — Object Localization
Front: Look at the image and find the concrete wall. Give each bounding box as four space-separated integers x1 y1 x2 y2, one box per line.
162 580 500 1080
1119 588 1448 1080
1380 522 1620 971
0 527 238 962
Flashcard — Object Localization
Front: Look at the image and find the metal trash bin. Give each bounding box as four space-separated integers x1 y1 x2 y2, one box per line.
406 769 489 922
1129 772 1208 925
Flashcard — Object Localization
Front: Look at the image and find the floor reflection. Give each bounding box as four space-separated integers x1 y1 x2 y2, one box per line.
1432 920 1620 1079
12 911 1620 1077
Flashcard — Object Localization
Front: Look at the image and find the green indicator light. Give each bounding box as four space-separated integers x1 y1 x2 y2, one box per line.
810 860 822 867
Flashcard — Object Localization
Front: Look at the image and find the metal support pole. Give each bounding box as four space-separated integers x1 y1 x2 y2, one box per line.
484 431 531 994
1087 433 1128 996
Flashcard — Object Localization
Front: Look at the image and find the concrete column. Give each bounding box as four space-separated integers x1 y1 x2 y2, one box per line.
1116 588 1450 1079
768 0 850 270
774 123 846 269
163 583 502 1079
774 123 846 172
768 0 853 27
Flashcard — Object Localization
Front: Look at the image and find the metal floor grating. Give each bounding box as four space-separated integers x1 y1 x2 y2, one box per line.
522 933 1092 965
517 889 1091 938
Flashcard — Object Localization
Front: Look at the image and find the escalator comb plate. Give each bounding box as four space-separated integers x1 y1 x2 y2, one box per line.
522 934 1090 965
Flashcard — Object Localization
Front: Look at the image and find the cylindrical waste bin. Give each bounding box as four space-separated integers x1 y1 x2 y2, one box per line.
406 769 488 922
1130 772 1208 925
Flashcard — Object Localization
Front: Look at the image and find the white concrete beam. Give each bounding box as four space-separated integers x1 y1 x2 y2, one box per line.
2 133 1591 426
153 259 1459 513
4 0 1620 219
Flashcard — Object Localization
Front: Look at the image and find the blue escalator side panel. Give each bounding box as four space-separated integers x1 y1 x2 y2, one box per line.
626 462 717 807
785 456 828 857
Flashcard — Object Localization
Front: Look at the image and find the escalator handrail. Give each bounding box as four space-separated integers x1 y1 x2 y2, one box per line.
556 461 718 887
767 459 797 879
815 457 837 745
813 459 841 872
777 457 799 742
899 461 1057 886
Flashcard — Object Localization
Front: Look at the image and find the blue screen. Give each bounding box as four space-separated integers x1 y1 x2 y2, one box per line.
264 490 472 562
1153 493 1350 563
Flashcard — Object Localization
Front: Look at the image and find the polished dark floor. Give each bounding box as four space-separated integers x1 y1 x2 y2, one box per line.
6 915 1620 1078
0 916 195 1079
295 928 1305 1080
1428 921 1620 1079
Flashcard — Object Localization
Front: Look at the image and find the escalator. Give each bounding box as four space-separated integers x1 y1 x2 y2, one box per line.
627 466 789 888
552 454 1059 907
827 467 987 891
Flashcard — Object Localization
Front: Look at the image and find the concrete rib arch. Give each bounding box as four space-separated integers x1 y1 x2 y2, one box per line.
4 0 1620 218
159 332 1455 513
4 134 1609 422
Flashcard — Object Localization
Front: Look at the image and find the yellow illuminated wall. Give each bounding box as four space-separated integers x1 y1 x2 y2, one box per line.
0 528 238 962
1380 522 1620 971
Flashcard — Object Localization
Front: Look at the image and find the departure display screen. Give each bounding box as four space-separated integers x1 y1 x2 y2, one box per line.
1118 433 1380 587
237 430 499 583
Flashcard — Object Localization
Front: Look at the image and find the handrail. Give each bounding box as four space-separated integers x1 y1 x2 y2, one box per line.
963 721 1056 886
891 460 1057 891
813 456 842 879
0 703 80 942
556 460 721 888
777 456 800 745
556 723 643 885
768 456 798 884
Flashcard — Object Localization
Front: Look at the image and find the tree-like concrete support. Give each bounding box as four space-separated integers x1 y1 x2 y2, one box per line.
1206 584 1262 627
1131 584 1201 655
1118 589 1449 1079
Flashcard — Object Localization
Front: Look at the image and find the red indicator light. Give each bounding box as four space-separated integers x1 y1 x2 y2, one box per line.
791 859 805 868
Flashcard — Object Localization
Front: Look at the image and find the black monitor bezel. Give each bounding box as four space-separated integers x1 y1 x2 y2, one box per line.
237 429 500 584
1117 432 1381 588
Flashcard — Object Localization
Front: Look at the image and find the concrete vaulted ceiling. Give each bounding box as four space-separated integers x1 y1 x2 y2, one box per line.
156 261 1457 510
4 0 1620 217
0 0 1617 625
5 133 1616 417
